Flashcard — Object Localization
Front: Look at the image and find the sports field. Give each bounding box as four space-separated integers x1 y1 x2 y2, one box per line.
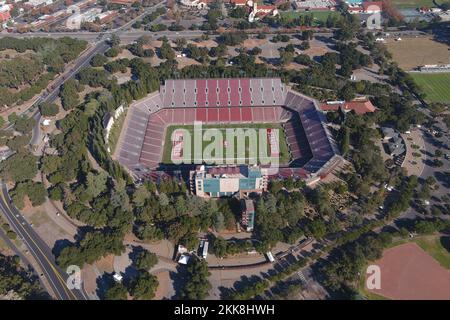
360 235 450 300
162 123 291 165
281 11 341 26
385 37 450 71
391 0 434 8
410 72 450 103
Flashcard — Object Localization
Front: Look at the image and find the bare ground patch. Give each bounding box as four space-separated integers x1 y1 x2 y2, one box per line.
386 37 450 70
94 254 115 274
153 270 174 299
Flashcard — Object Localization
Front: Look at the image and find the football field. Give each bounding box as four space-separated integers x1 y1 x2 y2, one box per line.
410 73 450 103
162 123 291 165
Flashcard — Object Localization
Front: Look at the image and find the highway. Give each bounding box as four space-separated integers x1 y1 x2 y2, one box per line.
0 182 89 300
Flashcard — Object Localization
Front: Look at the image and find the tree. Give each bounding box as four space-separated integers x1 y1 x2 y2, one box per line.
0 253 45 299
86 171 108 198
212 236 227 258
39 102 59 117
134 250 158 270
441 2 450 10
105 47 120 58
6 135 29 151
90 54 108 67
180 259 211 300
280 50 294 66
205 9 222 29
339 83 356 101
302 30 314 40
132 185 151 207
14 116 35 134
160 40 175 60
340 126 350 156
306 218 327 239
59 79 81 110
56 229 124 268
104 282 127 300
109 34 121 47
48 183 64 201
311 186 332 215
130 270 159 300
213 211 225 231
0 151 38 183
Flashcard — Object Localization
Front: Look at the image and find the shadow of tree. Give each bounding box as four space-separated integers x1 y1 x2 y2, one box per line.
440 236 450 253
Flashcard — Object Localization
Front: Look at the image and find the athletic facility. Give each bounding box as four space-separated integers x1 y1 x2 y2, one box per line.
115 78 341 183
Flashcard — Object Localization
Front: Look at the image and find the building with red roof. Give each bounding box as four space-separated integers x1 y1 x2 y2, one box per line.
107 0 137 6
320 98 376 115
230 0 248 6
0 11 11 24
362 1 382 13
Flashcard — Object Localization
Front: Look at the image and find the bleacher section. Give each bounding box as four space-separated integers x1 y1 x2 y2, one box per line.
283 91 339 174
161 78 286 108
115 78 340 180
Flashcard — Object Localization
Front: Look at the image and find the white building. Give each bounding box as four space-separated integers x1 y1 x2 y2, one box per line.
103 105 126 152
26 0 53 7
66 8 102 30
179 0 210 10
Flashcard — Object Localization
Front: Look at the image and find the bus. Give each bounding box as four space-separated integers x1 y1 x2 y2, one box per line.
201 240 209 259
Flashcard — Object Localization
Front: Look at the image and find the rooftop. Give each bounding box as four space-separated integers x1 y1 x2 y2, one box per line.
320 98 376 114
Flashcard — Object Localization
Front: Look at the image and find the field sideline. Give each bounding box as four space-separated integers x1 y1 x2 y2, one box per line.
162 123 291 165
410 72 450 103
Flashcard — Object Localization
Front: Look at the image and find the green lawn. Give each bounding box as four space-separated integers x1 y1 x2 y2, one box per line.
162 123 291 165
281 11 341 26
415 236 450 269
108 110 127 155
391 0 435 8
410 73 450 103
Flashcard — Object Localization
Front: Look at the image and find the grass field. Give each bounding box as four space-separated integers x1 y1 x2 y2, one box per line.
391 0 435 8
281 11 341 26
410 73 450 103
415 236 450 269
162 123 291 165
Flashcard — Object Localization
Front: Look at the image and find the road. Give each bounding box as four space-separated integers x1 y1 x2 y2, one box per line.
25 40 110 145
0 29 428 43
0 182 89 300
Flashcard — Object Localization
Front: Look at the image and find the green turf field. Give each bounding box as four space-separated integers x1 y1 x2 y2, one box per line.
391 0 435 9
410 72 450 103
162 123 291 165
415 236 450 269
281 11 341 26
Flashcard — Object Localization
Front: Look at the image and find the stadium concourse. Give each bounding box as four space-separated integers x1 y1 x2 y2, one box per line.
114 78 341 183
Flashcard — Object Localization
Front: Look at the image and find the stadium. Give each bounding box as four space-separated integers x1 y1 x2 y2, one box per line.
114 78 341 188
